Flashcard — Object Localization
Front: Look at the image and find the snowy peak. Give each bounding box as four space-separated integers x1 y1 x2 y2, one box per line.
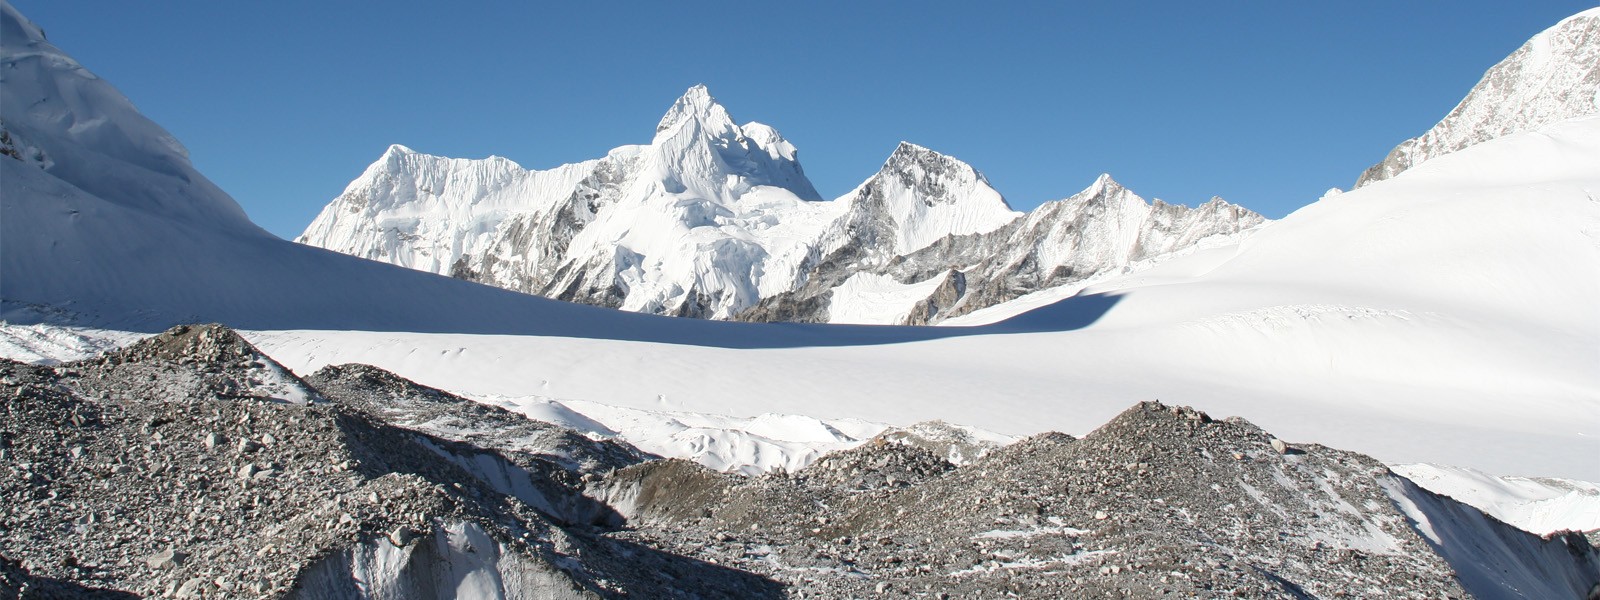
1030 172 1143 222
875 142 1007 208
379 143 417 160
653 84 738 139
644 84 821 201
1075 173 1130 204
848 142 1020 254
299 82 1262 325
1356 7 1600 186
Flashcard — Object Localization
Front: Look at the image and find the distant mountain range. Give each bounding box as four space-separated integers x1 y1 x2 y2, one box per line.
296 9 1600 327
297 86 1264 325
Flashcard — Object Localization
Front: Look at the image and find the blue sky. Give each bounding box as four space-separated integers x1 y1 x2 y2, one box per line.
14 1 1595 239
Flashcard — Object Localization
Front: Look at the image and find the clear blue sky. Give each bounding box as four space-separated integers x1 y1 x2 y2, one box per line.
14 1 1595 239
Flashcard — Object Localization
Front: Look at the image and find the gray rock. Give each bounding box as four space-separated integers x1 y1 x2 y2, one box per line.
144 547 187 570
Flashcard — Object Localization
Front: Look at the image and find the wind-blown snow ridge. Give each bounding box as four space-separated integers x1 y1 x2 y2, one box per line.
300 87 1261 324
0 2 261 235
1357 7 1600 186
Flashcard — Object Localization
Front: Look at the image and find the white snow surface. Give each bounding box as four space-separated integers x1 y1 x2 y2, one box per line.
827 271 953 325
0 322 140 365
468 392 886 476
1391 463 1600 536
0 2 262 235
242 117 1600 487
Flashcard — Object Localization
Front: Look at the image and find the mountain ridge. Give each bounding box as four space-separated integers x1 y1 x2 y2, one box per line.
299 86 1261 324
1356 6 1600 187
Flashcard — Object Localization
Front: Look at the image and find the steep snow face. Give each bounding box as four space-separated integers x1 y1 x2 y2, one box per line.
1390 463 1600 536
1357 7 1600 186
0 2 260 235
296 145 599 274
650 84 820 201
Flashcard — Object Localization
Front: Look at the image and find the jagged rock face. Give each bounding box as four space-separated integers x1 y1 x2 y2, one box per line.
1357 8 1600 187
300 88 1263 325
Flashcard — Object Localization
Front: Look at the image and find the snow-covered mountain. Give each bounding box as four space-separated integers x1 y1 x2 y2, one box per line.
299 89 1262 324
298 84 842 319
1356 6 1600 186
744 172 1264 324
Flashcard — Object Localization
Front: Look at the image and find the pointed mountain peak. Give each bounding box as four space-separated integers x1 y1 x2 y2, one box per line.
382 143 416 158
852 140 1018 254
878 142 986 183
892 140 932 155
1091 172 1121 189
1076 172 1130 198
654 84 736 138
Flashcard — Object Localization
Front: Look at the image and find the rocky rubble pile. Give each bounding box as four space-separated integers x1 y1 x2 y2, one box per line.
304 364 646 473
872 420 1005 465
793 439 953 492
598 403 1600 599
3 325 1598 599
0 325 778 598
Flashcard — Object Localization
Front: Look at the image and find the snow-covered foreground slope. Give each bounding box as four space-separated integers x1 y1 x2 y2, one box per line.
244 115 1600 487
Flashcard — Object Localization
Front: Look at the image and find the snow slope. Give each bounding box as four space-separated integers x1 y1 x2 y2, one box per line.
1357 7 1600 186
0 2 260 235
245 116 1600 485
1392 463 1600 536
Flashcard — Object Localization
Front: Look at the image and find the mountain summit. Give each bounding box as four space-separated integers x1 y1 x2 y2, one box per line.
300 87 1260 323
648 84 821 201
